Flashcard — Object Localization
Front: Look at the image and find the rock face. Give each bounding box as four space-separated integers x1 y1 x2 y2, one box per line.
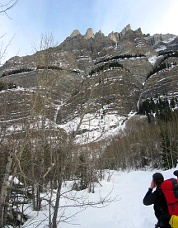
0 25 178 143
144 33 176 46
70 29 81 37
140 65 178 102
120 24 131 37
108 31 118 43
84 28 95 39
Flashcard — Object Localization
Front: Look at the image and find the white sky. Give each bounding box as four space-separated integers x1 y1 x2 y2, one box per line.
0 0 178 62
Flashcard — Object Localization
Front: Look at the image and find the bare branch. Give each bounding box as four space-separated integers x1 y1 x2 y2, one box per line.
0 0 18 17
0 34 15 64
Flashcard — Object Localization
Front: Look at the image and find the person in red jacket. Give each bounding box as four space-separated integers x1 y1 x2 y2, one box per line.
143 172 171 228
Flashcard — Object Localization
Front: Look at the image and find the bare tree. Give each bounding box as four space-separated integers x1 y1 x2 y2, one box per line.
0 1 19 226
0 0 18 64
0 30 115 227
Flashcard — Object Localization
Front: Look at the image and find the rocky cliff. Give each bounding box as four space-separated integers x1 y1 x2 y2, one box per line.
0 25 178 143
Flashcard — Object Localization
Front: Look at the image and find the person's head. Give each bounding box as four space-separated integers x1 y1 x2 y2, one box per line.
152 172 164 186
174 170 178 177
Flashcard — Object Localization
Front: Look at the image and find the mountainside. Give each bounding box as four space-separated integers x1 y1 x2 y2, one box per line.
0 24 178 144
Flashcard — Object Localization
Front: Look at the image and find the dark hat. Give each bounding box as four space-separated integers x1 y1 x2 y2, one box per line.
174 170 178 177
152 172 164 185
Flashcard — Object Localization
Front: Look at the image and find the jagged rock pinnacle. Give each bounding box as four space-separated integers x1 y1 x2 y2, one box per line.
121 24 131 36
135 27 142 35
108 31 117 43
84 28 95 39
98 30 103 34
70 29 81 38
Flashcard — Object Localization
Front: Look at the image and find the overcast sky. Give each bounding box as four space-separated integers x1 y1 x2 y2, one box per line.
1 0 178 62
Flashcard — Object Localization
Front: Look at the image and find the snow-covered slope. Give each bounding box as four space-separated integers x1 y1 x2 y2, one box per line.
21 168 177 228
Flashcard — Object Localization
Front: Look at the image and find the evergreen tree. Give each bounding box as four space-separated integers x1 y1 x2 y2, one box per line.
170 98 175 109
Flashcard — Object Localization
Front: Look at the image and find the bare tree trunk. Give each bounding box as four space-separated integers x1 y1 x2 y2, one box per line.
0 2 18 225
0 149 14 227
52 180 62 228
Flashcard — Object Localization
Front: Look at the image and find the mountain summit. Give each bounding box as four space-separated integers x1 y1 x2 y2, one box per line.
69 24 132 42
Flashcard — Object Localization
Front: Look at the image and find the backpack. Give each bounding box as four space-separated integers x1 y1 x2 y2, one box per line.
169 215 178 228
161 178 178 216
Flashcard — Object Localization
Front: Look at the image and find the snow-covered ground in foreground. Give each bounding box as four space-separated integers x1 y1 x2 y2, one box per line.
22 168 177 228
